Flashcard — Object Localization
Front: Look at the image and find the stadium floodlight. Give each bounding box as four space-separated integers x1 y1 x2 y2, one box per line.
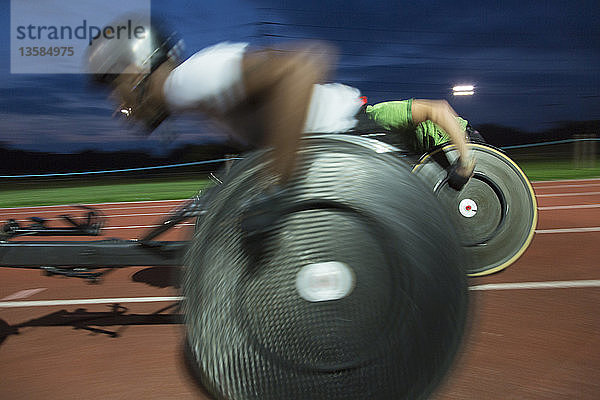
453 85 475 96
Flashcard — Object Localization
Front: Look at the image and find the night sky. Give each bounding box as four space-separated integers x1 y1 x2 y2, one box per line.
1 0 599 154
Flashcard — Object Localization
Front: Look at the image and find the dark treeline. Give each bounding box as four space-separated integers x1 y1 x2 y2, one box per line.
475 120 600 148
1 120 598 175
0 142 243 175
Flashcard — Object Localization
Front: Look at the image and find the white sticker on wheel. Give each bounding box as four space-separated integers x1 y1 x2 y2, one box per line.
459 198 478 218
296 261 355 302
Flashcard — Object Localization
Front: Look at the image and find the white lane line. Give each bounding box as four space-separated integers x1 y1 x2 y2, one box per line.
532 178 600 184
470 280 600 291
0 221 194 230
103 223 194 230
0 204 180 216
0 288 47 301
539 204 600 210
535 227 600 234
0 199 183 211
0 296 184 308
11 213 169 223
3 280 600 308
88 213 166 218
536 191 600 198
535 183 600 189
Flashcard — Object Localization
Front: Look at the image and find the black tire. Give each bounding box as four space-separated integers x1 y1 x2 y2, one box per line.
184 136 469 400
412 143 538 276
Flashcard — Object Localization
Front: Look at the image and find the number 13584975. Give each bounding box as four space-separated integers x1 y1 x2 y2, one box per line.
18 47 74 56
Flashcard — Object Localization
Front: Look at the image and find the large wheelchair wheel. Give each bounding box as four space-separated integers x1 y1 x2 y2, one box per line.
412 143 538 276
184 135 469 400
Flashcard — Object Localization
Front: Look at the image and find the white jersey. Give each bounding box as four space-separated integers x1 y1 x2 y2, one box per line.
303 83 363 133
163 42 363 134
163 42 248 113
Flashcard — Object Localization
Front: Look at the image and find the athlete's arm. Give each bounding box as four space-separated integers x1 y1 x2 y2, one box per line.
411 99 475 174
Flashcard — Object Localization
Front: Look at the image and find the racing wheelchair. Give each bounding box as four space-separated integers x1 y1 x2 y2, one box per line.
0 133 537 399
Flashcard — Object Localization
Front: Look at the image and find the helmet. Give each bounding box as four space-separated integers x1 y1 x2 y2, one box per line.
86 15 184 131
86 15 184 84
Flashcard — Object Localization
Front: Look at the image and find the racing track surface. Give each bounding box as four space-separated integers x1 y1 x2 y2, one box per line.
1 178 599 399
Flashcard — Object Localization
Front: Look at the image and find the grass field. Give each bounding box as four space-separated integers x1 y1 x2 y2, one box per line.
1 159 598 208
0 178 211 208
516 160 599 181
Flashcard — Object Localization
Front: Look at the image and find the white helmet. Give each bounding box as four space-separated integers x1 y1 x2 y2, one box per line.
86 15 184 83
86 15 184 131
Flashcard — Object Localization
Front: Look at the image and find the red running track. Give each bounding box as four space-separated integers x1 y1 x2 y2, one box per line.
1 179 599 399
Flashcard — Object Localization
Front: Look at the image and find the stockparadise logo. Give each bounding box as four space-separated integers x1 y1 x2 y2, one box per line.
10 0 150 74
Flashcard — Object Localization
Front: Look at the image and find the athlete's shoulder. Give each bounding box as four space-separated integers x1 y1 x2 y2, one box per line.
188 42 249 60
163 42 249 111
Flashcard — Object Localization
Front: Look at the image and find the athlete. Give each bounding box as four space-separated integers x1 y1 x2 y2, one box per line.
304 85 478 190
357 99 480 189
86 18 475 193
86 18 335 187
360 99 484 152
